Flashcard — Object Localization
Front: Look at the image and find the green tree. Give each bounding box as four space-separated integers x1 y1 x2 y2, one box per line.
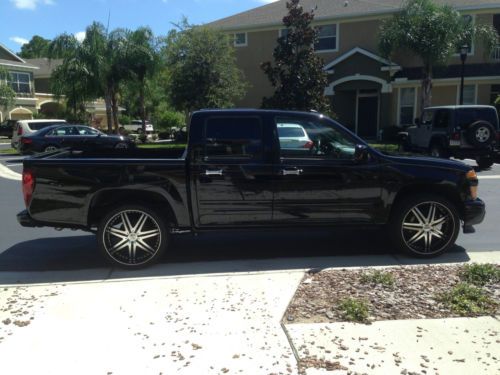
19 35 51 58
0 67 16 112
164 19 246 114
260 0 331 113
379 0 498 113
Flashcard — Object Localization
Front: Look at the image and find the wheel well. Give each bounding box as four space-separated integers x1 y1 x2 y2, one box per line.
391 184 464 219
429 136 447 148
88 189 177 228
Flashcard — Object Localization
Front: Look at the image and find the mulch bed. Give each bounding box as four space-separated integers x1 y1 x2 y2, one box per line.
284 265 500 324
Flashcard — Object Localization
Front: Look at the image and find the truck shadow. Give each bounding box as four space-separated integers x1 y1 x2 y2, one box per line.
0 227 471 285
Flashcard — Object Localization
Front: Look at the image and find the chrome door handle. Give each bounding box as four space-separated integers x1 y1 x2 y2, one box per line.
280 168 303 176
204 169 223 176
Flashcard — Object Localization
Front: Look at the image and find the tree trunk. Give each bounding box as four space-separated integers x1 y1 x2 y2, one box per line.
111 90 119 133
104 90 113 134
420 65 433 117
140 77 146 134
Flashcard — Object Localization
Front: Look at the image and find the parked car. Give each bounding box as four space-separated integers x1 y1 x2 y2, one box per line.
0 120 17 139
400 105 499 169
19 125 134 154
11 119 67 150
120 120 154 134
277 123 314 155
18 109 485 269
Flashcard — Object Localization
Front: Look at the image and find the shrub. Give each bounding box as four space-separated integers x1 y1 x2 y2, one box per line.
459 264 500 286
154 110 185 131
360 270 395 287
338 298 370 322
437 283 497 316
119 114 131 125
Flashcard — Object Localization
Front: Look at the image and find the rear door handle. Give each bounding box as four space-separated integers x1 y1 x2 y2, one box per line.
204 169 223 176
280 168 303 176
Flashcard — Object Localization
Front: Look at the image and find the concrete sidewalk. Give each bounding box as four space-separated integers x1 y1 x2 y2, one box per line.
0 251 498 375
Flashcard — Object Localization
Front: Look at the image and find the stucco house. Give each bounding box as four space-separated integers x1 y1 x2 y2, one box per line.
208 0 500 138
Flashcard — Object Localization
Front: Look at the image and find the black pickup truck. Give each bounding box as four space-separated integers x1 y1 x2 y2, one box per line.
18 110 485 268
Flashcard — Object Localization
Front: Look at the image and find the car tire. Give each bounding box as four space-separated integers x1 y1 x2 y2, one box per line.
44 145 59 152
97 204 169 269
476 156 494 170
389 194 460 258
429 143 449 159
466 121 495 148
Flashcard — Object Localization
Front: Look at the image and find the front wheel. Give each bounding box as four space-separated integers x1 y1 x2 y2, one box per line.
389 195 460 257
97 205 169 269
476 156 494 170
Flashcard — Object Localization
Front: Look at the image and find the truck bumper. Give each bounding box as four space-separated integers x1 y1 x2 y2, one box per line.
463 199 485 227
17 209 43 228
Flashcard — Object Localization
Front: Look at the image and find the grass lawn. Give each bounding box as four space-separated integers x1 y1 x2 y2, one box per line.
368 143 399 153
0 148 18 155
137 143 187 149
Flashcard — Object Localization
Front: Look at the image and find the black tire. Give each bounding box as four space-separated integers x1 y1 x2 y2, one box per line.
466 121 495 148
476 156 494 169
389 194 460 258
44 145 59 152
429 143 449 159
97 204 169 269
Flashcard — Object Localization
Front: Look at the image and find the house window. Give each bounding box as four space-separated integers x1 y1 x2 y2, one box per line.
234 33 247 47
461 84 476 105
314 24 338 52
399 87 416 125
9 72 31 94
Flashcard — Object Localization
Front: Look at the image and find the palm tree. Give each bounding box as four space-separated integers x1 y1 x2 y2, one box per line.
379 0 498 113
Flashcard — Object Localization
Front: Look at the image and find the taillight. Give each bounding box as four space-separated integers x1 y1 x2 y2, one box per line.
304 140 314 149
21 138 32 144
17 126 23 136
451 132 460 141
22 169 35 208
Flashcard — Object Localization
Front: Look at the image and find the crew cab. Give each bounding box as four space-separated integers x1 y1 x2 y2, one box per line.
18 110 485 269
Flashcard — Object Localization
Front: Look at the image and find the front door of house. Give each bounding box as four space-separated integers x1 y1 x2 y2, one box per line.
357 95 379 139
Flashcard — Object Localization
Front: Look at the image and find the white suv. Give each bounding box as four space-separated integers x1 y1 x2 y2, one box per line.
11 119 67 150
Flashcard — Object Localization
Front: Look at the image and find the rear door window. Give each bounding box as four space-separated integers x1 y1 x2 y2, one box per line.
204 117 262 159
433 110 450 129
28 121 66 131
457 108 499 129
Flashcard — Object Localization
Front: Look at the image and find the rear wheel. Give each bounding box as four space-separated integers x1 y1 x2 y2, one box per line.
389 194 460 257
467 121 495 148
476 156 494 169
97 205 169 269
44 145 59 152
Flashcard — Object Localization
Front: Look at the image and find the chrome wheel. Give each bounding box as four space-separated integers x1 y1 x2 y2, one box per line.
102 209 162 266
475 127 490 143
401 201 456 255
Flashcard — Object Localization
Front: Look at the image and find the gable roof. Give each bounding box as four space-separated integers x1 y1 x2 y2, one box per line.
323 47 400 71
207 0 500 31
0 43 26 63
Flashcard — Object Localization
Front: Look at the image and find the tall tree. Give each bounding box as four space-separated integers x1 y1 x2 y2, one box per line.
164 19 246 114
124 27 160 132
379 0 498 113
19 35 51 58
261 0 331 113
0 67 16 112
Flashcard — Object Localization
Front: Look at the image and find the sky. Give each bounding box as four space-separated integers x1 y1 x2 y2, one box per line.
0 0 279 53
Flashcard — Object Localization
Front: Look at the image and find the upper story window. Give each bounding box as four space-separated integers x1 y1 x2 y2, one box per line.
9 72 31 94
314 24 338 52
233 32 248 47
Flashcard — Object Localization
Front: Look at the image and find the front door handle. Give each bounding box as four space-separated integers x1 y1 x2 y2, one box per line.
280 168 303 176
204 169 223 176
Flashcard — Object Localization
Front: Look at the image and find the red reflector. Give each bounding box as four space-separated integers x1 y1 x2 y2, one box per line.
451 132 461 141
17 126 23 136
21 138 32 144
304 140 314 149
22 169 35 208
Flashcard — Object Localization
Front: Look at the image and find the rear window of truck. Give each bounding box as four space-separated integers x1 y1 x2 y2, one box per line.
204 117 262 158
457 109 499 129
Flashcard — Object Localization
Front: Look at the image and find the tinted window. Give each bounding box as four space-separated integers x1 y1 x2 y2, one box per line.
277 117 356 159
457 108 499 129
433 110 450 129
77 126 100 135
421 110 434 125
204 117 262 158
47 126 78 136
28 121 66 131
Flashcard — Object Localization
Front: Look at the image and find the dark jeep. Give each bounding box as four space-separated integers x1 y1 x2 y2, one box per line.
401 105 499 169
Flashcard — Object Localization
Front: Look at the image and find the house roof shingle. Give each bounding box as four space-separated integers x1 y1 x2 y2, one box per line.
207 0 500 31
26 58 63 77
0 58 38 70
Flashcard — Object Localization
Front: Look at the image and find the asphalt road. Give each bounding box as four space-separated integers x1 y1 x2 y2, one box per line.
0 150 499 278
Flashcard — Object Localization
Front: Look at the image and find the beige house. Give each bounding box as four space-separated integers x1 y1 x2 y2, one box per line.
208 0 500 138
